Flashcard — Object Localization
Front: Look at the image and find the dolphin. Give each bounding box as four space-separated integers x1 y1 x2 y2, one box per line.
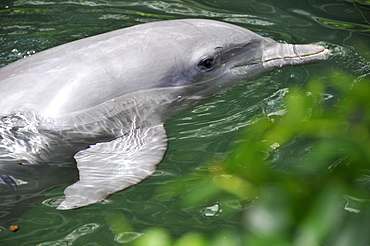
0 19 330 210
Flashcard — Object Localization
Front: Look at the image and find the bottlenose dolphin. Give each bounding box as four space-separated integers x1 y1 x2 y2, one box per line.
0 19 330 210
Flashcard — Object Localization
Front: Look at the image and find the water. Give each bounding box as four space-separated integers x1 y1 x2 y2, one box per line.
0 0 369 245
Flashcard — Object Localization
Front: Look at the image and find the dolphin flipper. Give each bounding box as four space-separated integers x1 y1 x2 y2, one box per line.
57 124 168 210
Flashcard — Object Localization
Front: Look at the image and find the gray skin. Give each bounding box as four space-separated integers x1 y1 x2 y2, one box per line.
0 19 330 210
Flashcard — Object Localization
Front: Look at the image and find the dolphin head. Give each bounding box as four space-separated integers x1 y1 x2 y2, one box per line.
152 19 330 97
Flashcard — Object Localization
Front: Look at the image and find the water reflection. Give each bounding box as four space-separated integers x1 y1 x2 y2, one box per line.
203 202 222 217
115 232 143 244
316 17 370 31
309 0 370 31
36 223 100 246
175 84 290 140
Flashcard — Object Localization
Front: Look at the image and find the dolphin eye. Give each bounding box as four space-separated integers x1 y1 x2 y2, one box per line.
198 57 216 71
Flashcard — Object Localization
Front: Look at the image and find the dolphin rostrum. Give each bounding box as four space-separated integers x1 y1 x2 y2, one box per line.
0 19 330 210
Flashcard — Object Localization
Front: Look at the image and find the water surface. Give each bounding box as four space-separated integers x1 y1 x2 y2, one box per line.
0 0 369 245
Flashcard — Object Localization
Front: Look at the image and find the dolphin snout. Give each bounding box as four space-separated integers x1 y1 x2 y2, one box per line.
292 44 331 60
262 42 331 68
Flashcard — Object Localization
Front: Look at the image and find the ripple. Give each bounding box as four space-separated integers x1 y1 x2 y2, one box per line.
315 17 370 31
36 223 100 246
98 14 130 20
14 0 107 6
223 17 274 26
42 196 65 208
155 192 177 202
225 199 254 210
115 231 143 243
174 86 289 140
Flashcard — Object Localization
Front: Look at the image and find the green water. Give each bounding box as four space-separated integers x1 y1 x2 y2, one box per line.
0 0 369 245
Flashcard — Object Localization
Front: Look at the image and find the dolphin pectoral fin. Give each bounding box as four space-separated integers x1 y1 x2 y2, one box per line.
56 125 168 210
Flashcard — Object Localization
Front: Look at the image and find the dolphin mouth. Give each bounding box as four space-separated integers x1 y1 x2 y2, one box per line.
231 44 331 75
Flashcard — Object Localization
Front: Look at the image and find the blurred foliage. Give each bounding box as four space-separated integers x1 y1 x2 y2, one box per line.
352 0 370 4
130 69 370 246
